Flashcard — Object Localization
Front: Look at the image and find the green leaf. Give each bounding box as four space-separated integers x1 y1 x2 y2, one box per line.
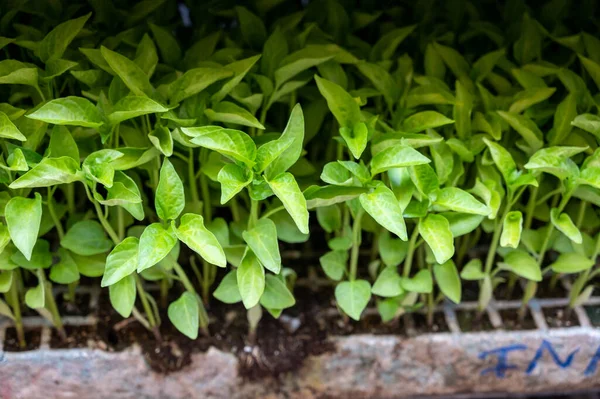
275 46 339 88
109 274 136 318
260 274 295 309
243 218 281 274
169 68 233 104
61 220 113 256
370 145 431 176
0 60 39 89
0 271 13 293
498 250 542 281
315 75 361 129
453 81 473 139
12 239 52 269
213 55 262 104
5 193 42 261
168 292 199 339
316 204 341 233
27 97 103 128
524 146 586 180
370 25 416 61
442 212 485 237
401 269 433 293
174 214 226 267
71 252 106 278
496 111 544 152
237 249 265 309
305 185 368 208
266 172 309 234
108 96 169 125
509 87 556 114
235 6 267 49
550 94 577 145
409 164 439 196
579 54 600 91
213 270 242 304
0 111 26 140
25 281 45 309
339 122 368 159
149 23 181 66
431 187 490 215
550 208 582 244
101 46 154 97
571 114 600 139
359 185 407 240
155 158 185 221
148 125 173 157
319 250 347 281
419 214 454 264
264 104 304 178
378 230 408 267
187 127 257 167
550 252 594 274
500 211 523 248
36 13 90 63
482 138 517 184
371 266 403 297
49 125 79 162
101 237 139 287
355 61 399 110
335 279 371 321
9 157 81 189
402 111 454 133
205 101 264 130
217 163 252 204
138 223 178 273
460 259 485 280
49 248 80 284
433 260 461 303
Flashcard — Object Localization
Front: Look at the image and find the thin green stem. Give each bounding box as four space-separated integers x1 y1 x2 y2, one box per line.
260 205 285 220
524 184 540 230
8 273 25 348
173 262 209 330
248 198 259 230
576 200 587 229
484 194 514 275
403 224 420 278
349 209 365 281
134 274 157 329
39 269 65 340
47 187 65 240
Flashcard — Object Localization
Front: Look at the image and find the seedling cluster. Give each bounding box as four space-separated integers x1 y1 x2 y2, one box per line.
1 0 600 346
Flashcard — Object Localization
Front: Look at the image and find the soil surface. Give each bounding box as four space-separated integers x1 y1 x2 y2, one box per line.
4 327 41 351
456 310 494 332
543 307 580 328
499 309 537 330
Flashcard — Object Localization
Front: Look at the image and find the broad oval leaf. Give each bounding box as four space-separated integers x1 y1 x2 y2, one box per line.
266 172 309 234
168 291 199 339
550 252 594 274
500 211 523 248
187 127 257 167
138 223 178 273
371 265 403 298
370 145 431 176
101 46 154 97
237 249 265 309
109 274 136 318
433 260 461 304
174 214 226 267
0 111 26 140
243 218 281 274
213 270 242 304
5 194 42 261
359 185 407 240
217 163 252 204
401 269 433 293
319 250 347 281
9 156 81 189
108 96 169 124
431 187 490 216
402 111 454 133
155 158 185 221
419 214 454 264
498 250 542 282
550 208 582 244
260 274 295 309
61 220 113 256
27 97 103 128
335 279 371 321
101 237 139 287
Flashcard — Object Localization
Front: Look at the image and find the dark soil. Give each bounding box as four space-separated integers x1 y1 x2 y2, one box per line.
543 307 580 328
537 280 569 299
406 312 449 335
462 281 480 302
55 292 92 316
584 306 600 327
4 327 42 351
50 325 100 349
495 283 525 301
456 310 494 332
499 309 536 330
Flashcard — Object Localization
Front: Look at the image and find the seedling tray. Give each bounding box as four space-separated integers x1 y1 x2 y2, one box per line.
1 283 600 399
